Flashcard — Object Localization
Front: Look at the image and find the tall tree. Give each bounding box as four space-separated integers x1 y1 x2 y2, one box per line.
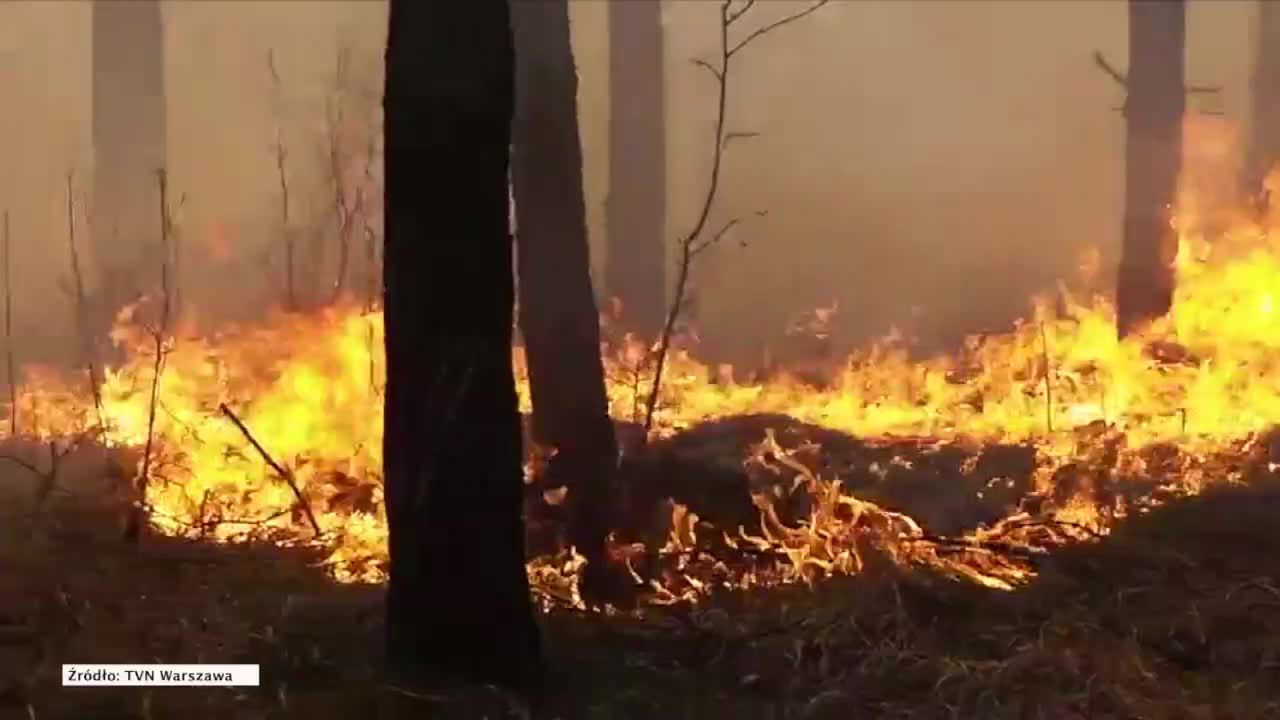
606 0 667 338
1116 0 1186 338
1247 0 1280 204
382 0 541 699
510 0 619 583
91 0 167 331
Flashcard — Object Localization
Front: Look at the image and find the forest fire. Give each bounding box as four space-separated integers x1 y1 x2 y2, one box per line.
12 2 1280 715
5 137 1279 606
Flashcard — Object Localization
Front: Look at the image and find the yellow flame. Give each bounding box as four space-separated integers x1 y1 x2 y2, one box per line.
6 117 1279 596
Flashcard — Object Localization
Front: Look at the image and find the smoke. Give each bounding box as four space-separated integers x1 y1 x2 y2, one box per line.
0 0 1262 370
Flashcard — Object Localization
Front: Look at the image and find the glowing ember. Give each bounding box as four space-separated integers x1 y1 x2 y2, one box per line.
6 121 1280 601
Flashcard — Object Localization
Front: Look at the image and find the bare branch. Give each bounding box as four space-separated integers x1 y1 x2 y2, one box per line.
124 169 176 544
267 48 297 311
326 45 358 305
728 0 832 58
64 172 104 426
690 210 768 259
1094 49 1222 117
725 0 757 26
1092 51 1128 88
642 0 830 434
690 58 722 84
267 47 281 88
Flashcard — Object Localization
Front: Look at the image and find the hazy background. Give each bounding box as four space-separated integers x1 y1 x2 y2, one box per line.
0 0 1260 370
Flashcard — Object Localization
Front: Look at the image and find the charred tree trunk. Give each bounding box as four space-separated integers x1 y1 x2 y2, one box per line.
382 0 541 698
606 0 667 338
1117 0 1185 338
510 0 619 575
1247 0 1280 205
92 0 166 338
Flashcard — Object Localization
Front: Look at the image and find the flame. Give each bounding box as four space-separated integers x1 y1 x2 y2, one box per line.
8 119 1280 601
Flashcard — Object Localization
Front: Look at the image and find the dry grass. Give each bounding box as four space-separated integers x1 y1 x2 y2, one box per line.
3 431 1280 719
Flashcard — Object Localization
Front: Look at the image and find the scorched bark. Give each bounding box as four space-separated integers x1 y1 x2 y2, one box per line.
510 0 620 576
1116 0 1185 338
92 0 167 337
382 0 541 697
606 0 668 339
1247 0 1280 205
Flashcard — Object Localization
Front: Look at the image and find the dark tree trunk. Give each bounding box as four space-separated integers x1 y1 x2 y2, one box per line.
382 0 541 698
1116 0 1185 338
606 0 667 338
510 0 619 571
1247 0 1280 204
92 0 166 329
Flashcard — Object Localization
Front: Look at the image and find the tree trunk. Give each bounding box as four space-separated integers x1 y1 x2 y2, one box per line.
382 0 541 698
606 0 667 338
1247 0 1280 204
1117 0 1185 338
91 0 167 332
510 0 619 572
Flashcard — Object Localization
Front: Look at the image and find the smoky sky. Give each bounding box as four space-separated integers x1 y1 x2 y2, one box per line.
0 0 1260 369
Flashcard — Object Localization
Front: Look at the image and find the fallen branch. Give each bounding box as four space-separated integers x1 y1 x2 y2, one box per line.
218 402 322 537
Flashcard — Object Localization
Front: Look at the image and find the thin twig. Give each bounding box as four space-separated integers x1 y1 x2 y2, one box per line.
1094 49 1221 106
158 169 173 336
690 210 767 258
218 402 322 537
1 436 81 507
65 172 104 426
167 190 182 321
0 452 42 477
725 0 757 26
1039 321 1053 434
690 58 722 84
643 3 735 435
327 46 354 305
727 0 832 57
3 210 15 435
1092 51 1128 88
361 132 380 312
267 48 297 311
126 169 174 544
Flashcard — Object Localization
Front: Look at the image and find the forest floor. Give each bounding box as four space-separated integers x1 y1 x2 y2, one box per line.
4 425 1280 719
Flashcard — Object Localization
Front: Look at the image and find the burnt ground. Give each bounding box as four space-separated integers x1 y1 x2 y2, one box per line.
3 419 1280 719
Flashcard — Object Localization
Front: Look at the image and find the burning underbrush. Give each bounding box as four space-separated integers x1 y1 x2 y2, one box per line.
8 189 1280 607
6 126 1280 717
6 135 1280 611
